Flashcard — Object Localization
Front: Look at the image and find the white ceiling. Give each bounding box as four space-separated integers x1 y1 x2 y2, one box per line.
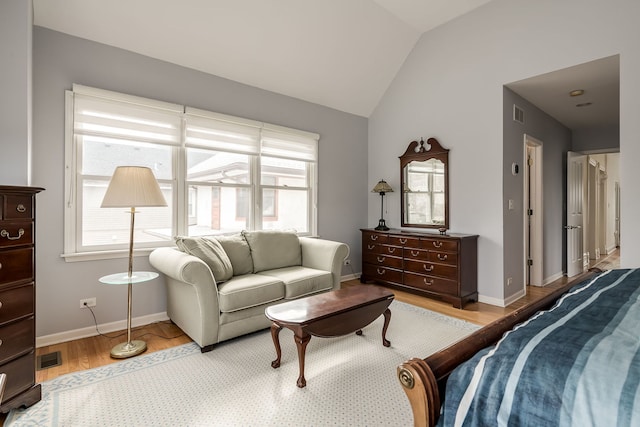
507 55 619 130
32 0 494 117
33 0 619 129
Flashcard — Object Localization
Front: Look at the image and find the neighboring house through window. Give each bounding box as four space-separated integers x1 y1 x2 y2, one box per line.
63 85 318 260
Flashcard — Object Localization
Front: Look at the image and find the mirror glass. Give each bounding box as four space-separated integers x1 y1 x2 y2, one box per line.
400 138 449 229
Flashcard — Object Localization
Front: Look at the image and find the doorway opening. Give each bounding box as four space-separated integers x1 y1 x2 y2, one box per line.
524 135 543 287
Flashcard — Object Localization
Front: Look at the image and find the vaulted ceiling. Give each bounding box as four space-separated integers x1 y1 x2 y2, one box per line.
33 0 619 129
32 0 494 117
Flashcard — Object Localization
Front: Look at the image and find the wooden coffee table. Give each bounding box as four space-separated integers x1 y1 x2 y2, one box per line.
265 285 394 388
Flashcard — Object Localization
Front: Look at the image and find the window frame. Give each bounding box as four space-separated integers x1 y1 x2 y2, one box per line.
63 85 318 262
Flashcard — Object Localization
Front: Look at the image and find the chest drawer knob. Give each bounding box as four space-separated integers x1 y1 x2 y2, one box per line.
16 204 26 213
399 238 407 244
376 268 387 275
370 235 378 241
423 264 434 272
432 241 443 248
437 254 448 261
377 256 386 263
387 247 396 254
424 278 434 286
367 244 375 250
411 250 420 257
1 228 25 240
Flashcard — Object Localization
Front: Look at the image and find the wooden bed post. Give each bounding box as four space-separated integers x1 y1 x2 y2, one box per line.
397 358 440 427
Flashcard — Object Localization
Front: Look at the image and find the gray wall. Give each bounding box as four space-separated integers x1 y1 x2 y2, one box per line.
31 27 367 338
369 0 640 305
0 0 32 185
572 126 620 152
502 88 572 300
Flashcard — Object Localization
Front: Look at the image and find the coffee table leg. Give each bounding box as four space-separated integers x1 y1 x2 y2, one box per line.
270 323 283 369
381 308 391 347
294 333 311 388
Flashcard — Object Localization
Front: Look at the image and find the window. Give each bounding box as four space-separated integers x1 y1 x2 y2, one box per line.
64 85 318 259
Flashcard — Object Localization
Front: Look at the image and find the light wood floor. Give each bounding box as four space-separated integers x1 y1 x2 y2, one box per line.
32 248 619 385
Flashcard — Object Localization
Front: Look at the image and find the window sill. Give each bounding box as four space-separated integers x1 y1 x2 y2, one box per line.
61 248 159 263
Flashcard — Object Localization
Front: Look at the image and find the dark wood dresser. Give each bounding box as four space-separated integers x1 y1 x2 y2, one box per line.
0 186 43 412
360 228 478 308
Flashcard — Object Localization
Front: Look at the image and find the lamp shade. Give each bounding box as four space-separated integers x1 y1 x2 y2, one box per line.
101 166 167 208
371 180 393 194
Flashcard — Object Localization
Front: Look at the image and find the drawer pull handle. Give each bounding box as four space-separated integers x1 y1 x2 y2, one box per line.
368 244 375 250
16 204 26 213
411 250 420 257
370 235 378 241
0 339 2 346
423 278 434 286
0 301 2 309
0 262 2 270
387 247 396 254
437 254 448 261
1 228 24 241
423 264 434 272
399 238 407 244
376 268 386 275
377 256 386 263
432 241 443 248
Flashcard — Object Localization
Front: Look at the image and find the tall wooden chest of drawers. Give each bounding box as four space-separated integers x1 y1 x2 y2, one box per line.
0 186 43 412
360 229 478 308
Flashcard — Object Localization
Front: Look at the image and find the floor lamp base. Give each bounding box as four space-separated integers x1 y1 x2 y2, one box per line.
110 340 147 359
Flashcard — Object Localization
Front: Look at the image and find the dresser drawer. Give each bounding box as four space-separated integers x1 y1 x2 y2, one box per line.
388 235 420 247
0 221 33 248
404 259 457 279
363 252 403 269
362 263 402 285
379 244 401 257
0 317 34 365
0 284 34 325
421 238 458 252
428 250 458 266
2 194 34 220
1 351 36 403
404 272 458 295
362 231 388 244
0 248 34 286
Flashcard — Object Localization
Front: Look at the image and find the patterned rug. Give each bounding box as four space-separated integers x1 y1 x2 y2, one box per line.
6 301 480 426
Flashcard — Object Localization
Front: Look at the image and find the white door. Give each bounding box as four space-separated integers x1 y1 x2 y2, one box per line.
567 152 586 277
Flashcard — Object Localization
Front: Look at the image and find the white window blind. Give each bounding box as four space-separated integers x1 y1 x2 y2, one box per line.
185 108 260 155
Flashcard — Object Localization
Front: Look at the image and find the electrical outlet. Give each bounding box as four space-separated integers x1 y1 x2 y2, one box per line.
506 277 513 287
80 297 96 308
344 259 351 266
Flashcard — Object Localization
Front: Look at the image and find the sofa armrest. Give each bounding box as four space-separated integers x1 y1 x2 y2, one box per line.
149 247 221 348
299 237 350 289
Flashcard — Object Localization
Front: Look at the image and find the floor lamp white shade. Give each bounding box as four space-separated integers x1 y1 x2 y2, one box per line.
100 166 167 358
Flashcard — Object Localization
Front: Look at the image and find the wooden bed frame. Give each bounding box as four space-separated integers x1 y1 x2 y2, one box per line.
396 269 601 427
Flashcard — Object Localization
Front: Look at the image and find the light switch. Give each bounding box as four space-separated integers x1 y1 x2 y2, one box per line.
508 199 514 210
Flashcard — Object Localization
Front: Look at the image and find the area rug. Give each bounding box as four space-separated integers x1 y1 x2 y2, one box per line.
6 301 480 426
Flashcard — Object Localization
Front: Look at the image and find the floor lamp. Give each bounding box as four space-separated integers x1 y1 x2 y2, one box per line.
100 166 167 358
372 179 393 231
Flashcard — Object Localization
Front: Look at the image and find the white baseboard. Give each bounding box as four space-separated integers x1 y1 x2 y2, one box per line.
36 312 169 348
341 272 360 282
543 271 564 286
478 294 507 308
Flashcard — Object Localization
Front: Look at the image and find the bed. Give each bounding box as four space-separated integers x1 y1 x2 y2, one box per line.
397 268 640 426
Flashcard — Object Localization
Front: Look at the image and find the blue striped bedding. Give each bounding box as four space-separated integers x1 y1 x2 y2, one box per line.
438 268 640 427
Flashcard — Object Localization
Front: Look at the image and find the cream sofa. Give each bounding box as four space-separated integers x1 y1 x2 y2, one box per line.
149 230 349 352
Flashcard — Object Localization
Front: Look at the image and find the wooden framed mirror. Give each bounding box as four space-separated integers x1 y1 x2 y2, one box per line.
400 138 449 230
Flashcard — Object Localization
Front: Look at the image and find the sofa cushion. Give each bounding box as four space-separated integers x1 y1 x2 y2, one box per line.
260 266 333 299
217 274 284 312
215 234 253 276
242 230 301 273
174 236 233 283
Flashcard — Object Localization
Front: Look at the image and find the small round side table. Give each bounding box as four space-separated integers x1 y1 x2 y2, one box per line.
99 271 158 359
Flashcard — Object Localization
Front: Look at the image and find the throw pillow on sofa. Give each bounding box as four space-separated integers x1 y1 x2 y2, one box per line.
242 230 301 273
214 233 254 275
175 236 233 282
